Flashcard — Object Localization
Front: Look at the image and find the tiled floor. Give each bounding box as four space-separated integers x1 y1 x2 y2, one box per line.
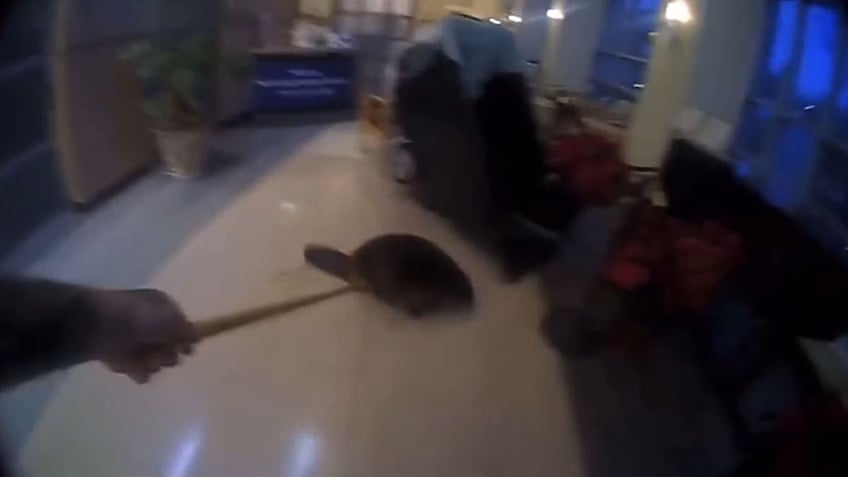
0 121 332 460
8 123 586 477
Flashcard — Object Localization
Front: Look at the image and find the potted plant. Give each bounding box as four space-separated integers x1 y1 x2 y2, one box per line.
121 35 223 178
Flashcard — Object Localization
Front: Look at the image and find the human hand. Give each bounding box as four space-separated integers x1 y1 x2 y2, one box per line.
85 288 197 384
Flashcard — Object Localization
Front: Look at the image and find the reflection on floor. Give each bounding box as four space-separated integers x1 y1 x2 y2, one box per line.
9 122 586 477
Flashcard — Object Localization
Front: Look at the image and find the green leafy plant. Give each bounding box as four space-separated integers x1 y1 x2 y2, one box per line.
121 34 247 130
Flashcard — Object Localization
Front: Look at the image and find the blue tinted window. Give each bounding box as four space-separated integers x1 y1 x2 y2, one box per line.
597 0 660 55
594 55 647 90
638 0 661 10
811 143 848 226
590 81 636 104
841 81 848 112
838 60 848 139
592 0 662 101
768 0 799 76
794 5 838 107
732 103 772 157
751 0 800 99
732 0 848 251
766 123 815 209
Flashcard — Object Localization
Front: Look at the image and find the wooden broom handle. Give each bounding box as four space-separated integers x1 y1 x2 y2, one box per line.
194 285 357 340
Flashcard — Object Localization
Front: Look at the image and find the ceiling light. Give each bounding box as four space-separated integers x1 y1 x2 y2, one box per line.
546 8 564 20
665 0 692 24
489 17 502 24
507 14 523 23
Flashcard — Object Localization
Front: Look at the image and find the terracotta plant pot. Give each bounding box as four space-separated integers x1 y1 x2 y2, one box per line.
153 129 211 179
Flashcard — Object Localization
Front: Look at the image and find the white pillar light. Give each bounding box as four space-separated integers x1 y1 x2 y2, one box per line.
546 8 564 20
665 0 693 24
540 1 566 90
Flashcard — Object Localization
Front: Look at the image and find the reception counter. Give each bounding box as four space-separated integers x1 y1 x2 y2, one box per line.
252 47 356 113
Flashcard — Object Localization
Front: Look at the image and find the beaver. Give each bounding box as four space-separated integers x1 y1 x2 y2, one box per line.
304 234 474 317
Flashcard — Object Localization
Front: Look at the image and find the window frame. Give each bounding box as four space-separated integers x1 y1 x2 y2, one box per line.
731 0 848 254
588 0 663 106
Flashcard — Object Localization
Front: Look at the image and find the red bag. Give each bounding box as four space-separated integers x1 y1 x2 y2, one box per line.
549 133 625 205
604 205 745 313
